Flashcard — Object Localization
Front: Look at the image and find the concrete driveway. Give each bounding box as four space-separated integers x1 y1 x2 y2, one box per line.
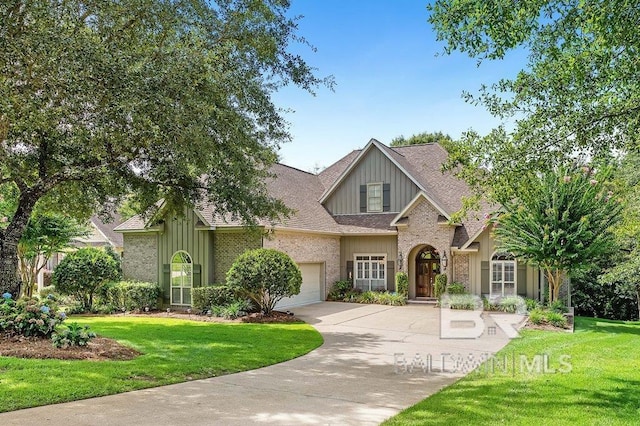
0 302 518 425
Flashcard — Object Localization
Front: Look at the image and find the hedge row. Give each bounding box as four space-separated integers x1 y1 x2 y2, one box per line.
192 285 237 311
103 281 162 312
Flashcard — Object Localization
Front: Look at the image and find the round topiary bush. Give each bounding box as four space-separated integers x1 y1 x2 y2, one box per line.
226 248 302 315
52 247 120 312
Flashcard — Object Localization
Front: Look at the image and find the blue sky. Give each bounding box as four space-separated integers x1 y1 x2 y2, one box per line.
273 1 526 172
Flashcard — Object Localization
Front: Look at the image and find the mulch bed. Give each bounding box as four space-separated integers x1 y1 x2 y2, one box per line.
523 314 575 332
0 311 301 361
0 335 140 361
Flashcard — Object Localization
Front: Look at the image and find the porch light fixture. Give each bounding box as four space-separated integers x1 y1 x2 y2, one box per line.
441 252 448 270
397 251 404 270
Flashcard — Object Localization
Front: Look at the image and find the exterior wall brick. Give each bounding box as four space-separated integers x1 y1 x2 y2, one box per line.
397 198 456 299
212 231 261 284
122 234 158 283
263 231 341 298
453 253 470 288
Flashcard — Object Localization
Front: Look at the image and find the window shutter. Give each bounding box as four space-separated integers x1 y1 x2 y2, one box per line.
360 185 367 212
383 183 391 212
162 264 171 304
193 264 202 288
517 263 527 296
481 261 490 295
346 260 354 282
386 260 395 291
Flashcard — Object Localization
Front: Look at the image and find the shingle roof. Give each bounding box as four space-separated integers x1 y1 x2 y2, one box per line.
90 213 124 248
318 150 360 190
114 140 489 246
333 214 397 231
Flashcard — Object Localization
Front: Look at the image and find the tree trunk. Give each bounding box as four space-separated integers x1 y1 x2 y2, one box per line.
0 187 41 297
0 237 21 296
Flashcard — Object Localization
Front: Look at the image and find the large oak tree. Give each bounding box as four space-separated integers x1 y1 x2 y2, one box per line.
0 0 330 295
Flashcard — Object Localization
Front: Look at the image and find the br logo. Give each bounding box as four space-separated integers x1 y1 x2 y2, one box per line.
439 294 526 339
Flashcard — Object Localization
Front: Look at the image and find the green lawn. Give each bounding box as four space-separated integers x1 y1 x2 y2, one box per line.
0 316 322 412
384 317 640 425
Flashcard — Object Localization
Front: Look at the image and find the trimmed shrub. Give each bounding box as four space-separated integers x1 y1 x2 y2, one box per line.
327 280 352 301
395 272 409 297
434 274 448 298
52 247 120 311
192 285 236 312
446 282 468 295
105 281 161 312
226 249 302 315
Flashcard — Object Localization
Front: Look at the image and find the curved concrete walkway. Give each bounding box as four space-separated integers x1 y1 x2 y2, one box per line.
0 302 517 425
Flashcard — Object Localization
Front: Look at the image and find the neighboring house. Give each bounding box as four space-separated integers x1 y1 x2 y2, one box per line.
37 214 124 289
74 213 125 254
115 139 544 309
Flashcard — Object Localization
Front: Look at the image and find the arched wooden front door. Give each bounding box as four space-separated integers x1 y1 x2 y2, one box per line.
416 246 440 297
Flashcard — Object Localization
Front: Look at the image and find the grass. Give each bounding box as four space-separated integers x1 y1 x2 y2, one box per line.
384 317 640 425
0 316 322 412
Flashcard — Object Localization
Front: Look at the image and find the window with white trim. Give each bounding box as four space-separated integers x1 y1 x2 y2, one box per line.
354 254 386 291
491 252 516 297
367 183 383 212
171 251 193 305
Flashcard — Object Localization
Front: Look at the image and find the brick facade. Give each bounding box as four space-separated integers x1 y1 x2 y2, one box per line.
263 231 341 298
397 197 456 298
453 253 470 288
212 231 262 284
122 234 158 283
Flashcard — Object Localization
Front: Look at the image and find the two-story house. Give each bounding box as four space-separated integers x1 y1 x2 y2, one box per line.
115 139 543 308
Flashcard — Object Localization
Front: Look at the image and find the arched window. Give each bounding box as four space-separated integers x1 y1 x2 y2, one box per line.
171 251 192 305
491 252 516 297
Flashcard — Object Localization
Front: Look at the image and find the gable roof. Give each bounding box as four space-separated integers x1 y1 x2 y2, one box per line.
115 139 488 245
76 213 124 248
318 139 461 220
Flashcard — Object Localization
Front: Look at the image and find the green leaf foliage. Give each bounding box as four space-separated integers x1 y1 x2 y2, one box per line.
17 212 88 297
0 0 331 294
103 281 161 312
429 0 640 168
192 285 237 312
52 248 120 311
493 164 621 301
390 131 453 147
226 248 301 315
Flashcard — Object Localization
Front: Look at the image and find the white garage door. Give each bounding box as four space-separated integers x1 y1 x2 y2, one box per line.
275 263 323 310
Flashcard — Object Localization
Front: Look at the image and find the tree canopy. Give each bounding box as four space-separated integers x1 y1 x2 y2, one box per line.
390 131 453 147
18 213 87 297
429 0 640 199
0 0 330 295
492 164 621 302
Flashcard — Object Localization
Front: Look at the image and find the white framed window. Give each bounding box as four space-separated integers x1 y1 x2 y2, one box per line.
491 252 516 297
367 183 383 212
354 254 386 291
171 251 193 305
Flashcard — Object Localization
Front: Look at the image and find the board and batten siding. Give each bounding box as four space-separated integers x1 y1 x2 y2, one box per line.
324 147 420 215
341 236 398 290
466 228 541 299
157 209 214 303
